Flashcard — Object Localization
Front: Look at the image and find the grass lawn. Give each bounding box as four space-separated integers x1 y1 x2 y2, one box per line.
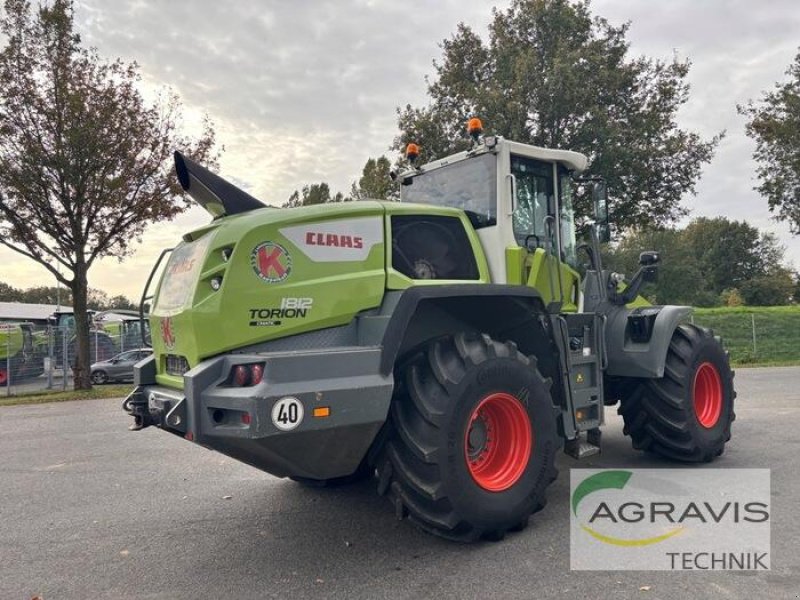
0 383 133 407
692 305 800 366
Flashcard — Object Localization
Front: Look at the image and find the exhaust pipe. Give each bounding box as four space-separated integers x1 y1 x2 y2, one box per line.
174 151 266 218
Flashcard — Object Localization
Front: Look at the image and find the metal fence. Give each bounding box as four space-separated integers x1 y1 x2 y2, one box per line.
1 322 144 397
3 310 797 398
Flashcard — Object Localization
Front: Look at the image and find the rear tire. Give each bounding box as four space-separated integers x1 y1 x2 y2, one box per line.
376 332 559 542
618 324 735 462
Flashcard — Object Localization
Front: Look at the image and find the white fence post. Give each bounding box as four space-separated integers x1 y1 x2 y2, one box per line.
6 327 10 397
62 326 68 391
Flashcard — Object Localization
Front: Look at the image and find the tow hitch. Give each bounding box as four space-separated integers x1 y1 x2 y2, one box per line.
123 387 187 433
122 388 156 431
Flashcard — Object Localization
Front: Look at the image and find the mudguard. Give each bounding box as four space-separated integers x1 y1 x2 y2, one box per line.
603 304 692 378
377 284 554 376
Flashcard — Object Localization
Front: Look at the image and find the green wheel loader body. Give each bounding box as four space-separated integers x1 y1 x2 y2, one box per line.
0 322 42 384
125 135 735 541
0 323 25 359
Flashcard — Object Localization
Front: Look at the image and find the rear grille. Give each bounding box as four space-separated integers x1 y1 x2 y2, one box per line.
165 354 190 376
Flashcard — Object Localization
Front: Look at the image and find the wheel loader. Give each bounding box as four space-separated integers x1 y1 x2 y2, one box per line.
0 321 41 385
124 119 735 541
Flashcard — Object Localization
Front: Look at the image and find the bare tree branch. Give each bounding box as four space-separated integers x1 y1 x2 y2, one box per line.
0 0 218 388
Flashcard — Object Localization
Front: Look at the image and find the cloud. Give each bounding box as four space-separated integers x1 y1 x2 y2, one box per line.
593 0 800 267
2 0 798 298
75 0 502 200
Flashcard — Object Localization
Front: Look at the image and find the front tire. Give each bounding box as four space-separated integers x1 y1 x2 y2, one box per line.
377 332 559 542
91 370 108 385
618 324 735 462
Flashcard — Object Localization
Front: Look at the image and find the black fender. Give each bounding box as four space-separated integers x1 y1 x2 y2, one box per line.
603 304 692 378
379 284 566 408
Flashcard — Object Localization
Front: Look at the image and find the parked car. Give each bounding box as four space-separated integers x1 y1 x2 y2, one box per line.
90 348 152 384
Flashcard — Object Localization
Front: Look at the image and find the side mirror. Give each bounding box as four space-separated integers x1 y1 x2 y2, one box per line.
639 251 660 266
592 181 610 243
639 250 660 283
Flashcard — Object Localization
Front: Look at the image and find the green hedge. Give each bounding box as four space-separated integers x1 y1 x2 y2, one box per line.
692 305 800 365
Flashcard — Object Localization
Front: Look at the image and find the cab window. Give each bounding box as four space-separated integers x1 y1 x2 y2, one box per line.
559 167 578 267
511 155 553 247
400 153 497 228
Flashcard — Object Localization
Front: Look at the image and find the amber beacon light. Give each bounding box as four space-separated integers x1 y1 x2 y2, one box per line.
467 117 483 137
405 143 420 164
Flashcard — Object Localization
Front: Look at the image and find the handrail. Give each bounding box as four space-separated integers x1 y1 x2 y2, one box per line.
139 248 173 348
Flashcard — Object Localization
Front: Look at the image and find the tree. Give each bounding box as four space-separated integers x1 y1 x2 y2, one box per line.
603 217 789 306
604 227 711 305
394 0 721 229
20 285 70 306
682 217 785 294
793 272 800 304
719 288 744 307
740 269 795 306
739 49 800 233
0 0 217 388
106 294 136 311
87 288 109 311
350 156 397 200
282 182 348 207
0 281 23 301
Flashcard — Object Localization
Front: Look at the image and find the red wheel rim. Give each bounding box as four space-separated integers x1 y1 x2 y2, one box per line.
465 392 533 492
693 362 723 428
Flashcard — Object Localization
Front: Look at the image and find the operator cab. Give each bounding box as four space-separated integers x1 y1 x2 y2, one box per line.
399 122 588 309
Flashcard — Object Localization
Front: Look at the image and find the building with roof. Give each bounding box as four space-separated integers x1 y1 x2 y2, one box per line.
0 302 72 325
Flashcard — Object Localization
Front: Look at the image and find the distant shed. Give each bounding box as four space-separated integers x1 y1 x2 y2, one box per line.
0 302 72 325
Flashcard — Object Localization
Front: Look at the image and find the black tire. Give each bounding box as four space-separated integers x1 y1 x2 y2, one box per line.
618 324 735 462
376 332 559 542
91 370 108 385
6 355 24 384
27 358 45 378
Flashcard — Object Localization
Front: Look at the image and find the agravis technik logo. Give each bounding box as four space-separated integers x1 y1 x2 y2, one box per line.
572 470 684 546
570 469 770 571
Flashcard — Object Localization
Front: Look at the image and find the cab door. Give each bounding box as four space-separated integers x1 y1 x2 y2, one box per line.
506 154 580 311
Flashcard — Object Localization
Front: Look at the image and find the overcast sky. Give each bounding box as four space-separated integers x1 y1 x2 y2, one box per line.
2 0 799 300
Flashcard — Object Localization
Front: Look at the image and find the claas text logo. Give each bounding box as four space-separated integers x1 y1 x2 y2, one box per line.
251 242 292 283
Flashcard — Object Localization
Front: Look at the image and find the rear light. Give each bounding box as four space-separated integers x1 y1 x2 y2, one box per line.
233 365 250 386
229 363 265 387
251 364 264 385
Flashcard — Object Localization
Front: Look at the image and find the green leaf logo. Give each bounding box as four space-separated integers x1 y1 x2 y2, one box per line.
572 470 684 547
572 470 632 516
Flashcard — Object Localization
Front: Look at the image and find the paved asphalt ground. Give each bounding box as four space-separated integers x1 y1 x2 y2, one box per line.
2 367 799 600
